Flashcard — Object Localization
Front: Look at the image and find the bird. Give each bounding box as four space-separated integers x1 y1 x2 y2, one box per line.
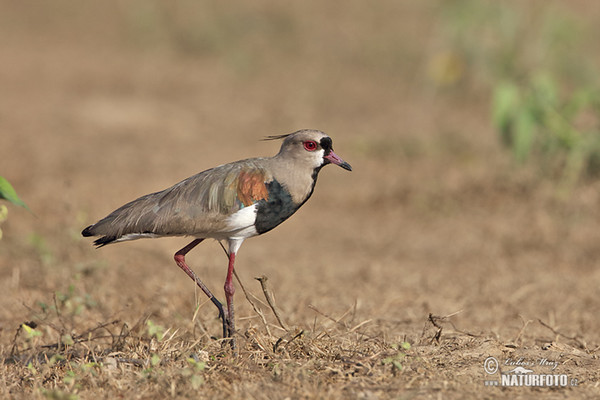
82 129 352 349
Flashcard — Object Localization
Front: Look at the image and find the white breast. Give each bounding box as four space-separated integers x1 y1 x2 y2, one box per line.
224 203 259 240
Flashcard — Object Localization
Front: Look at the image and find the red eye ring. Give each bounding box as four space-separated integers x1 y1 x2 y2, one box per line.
303 140 318 151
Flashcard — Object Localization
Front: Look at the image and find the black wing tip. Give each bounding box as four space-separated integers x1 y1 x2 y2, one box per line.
92 236 116 247
81 225 95 237
82 225 116 247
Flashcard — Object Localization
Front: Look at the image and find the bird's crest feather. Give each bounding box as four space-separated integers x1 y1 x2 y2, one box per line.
263 133 291 141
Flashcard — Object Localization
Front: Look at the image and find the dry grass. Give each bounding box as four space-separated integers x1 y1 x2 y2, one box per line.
1 1 600 399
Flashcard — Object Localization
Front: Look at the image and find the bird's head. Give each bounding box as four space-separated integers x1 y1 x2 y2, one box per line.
268 129 352 172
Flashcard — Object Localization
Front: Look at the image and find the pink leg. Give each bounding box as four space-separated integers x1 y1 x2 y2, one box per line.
224 251 236 347
174 239 228 339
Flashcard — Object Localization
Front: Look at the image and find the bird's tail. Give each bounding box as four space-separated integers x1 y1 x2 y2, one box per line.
81 224 118 247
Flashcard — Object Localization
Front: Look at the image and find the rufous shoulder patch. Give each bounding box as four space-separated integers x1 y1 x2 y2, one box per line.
237 170 269 207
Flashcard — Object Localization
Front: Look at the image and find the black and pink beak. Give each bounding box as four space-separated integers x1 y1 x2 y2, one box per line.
324 150 352 171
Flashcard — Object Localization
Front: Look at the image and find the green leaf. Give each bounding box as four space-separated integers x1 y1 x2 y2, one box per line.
513 110 536 162
146 320 165 341
187 358 206 372
61 334 75 346
492 82 519 128
27 361 37 374
492 81 520 146
0 176 28 209
531 73 559 108
0 204 7 222
49 354 65 367
151 353 161 367
22 323 42 339
63 370 76 385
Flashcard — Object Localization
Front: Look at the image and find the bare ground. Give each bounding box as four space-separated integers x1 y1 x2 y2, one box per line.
1 1 599 399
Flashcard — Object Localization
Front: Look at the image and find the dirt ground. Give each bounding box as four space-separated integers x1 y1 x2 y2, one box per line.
1 1 599 399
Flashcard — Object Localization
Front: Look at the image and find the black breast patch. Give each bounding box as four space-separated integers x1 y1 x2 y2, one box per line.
255 179 300 234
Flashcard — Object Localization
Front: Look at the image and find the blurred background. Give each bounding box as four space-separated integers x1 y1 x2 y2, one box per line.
1 0 600 354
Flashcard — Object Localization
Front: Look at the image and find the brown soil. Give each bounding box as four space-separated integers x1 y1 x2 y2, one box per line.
1 2 599 399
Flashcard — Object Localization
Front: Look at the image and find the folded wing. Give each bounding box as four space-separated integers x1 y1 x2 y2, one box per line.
82 160 271 246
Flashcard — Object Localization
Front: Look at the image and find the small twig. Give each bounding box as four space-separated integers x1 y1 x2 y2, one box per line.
191 299 211 340
284 330 304 349
256 275 289 332
233 269 272 338
308 304 338 324
112 322 130 350
513 315 533 344
424 310 481 343
538 319 586 349
9 322 28 357
129 313 151 336
351 298 358 325
425 311 466 343
349 319 372 333
20 302 62 335
334 303 355 326
247 291 270 310
428 313 443 343
114 357 145 367
79 320 121 339
39 333 120 350
273 330 304 353
53 293 68 333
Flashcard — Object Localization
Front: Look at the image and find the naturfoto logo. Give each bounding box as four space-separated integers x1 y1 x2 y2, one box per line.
483 356 578 388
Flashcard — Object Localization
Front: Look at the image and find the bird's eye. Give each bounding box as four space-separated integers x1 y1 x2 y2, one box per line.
303 140 318 151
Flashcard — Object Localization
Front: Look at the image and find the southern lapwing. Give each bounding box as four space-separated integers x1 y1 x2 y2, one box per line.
82 129 351 349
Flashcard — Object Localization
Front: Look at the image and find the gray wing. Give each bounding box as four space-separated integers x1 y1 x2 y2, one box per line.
82 159 270 246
